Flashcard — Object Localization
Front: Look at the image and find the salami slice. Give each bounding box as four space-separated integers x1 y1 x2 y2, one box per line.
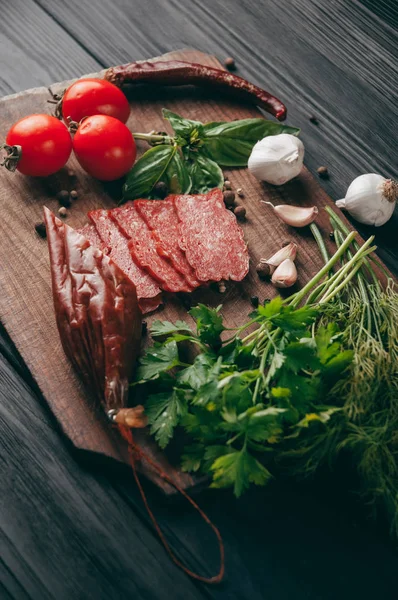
77 223 106 252
110 202 192 293
174 188 249 282
88 209 162 314
135 199 200 288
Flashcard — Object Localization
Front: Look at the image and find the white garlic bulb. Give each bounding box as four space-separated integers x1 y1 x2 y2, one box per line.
248 134 304 186
336 174 397 227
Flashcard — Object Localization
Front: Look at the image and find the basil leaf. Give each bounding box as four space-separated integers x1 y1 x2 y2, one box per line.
123 145 176 200
202 118 300 167
162 108 204 140
188 153 224 193
163 150 192 194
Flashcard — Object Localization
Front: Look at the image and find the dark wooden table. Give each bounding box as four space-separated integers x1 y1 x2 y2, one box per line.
1 2 397 598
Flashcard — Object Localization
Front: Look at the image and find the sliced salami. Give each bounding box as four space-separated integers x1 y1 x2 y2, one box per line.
77 223 106 252
135 198 200 289
110 202 192 293
173 188 249 282
88 209 162 314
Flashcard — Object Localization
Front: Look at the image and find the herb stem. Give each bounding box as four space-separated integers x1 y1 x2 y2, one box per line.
132 132 175 144
310 222 330 264
290 231 357 307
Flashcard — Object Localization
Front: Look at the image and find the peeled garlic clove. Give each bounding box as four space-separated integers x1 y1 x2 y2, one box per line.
271 259 298 288
263 202 318 227
260 242 298 274
248 133 304 186
336 174 397 227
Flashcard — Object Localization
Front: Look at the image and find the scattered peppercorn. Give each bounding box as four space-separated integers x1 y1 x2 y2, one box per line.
153 181 168 199
57 190 71 207
250 295 259 308
223 190 235 207
256 262 271 279
142 320 148 335
224 57 236 71
223 180 232 190
309 116 319 125
234 205 246 220
236 188 244 197
317 166 329 179
34 222 47 239
282 240 291 247
70 190 78 199
58 206 67 217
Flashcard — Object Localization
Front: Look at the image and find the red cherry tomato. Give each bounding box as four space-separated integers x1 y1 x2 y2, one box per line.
72 115 136 181
5 114 72 176
62 78 130 124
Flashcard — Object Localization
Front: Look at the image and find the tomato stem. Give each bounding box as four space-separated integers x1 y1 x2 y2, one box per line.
0 144 22 172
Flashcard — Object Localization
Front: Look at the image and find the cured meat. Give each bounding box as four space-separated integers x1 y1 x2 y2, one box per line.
135 198 200 288
110 202 192 293
88 209 161 314
174 188 249 282
77 223 106 252
44 207 142 412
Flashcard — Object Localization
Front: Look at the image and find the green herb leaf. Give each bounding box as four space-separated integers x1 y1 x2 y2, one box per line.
272 306 318 337
123 144 176 200
178 353 213 390
189 304 225 347
162 109 204 139
150 320 192 337
146 389 187 448
188 154 224 193
210 448 272 497
202 119 300 167
136 341 180 381
163 150 192 194
181 443 204 472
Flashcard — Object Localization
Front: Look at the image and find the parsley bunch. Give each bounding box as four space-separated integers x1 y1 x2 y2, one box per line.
135 298 353 497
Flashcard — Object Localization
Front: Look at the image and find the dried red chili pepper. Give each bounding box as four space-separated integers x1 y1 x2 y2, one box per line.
105 60 287 121
43 207 143 415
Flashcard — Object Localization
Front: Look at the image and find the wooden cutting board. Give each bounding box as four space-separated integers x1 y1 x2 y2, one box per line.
0 48 387 493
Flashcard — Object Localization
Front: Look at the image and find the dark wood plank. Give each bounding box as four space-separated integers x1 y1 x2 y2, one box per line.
33 0 398 275
1 2 398 599
0 0 102 96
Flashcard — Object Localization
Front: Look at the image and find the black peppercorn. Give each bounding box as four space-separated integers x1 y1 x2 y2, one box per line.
153 181 168 199
223 190 235 207
250 295 259 308
34 222 47 238
57 190 71 207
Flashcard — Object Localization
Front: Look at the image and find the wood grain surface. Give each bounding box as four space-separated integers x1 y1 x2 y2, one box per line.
1 2 397 599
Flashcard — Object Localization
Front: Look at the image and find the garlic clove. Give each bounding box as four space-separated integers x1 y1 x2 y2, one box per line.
260 242 298 273
262 202 318 227
248 133 304 186
271 259 298 288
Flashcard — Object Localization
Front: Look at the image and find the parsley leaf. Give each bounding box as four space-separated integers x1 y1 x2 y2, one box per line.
136 341 180 381
189 304 225 347
150 320 192 337
146 389 187 448
210 448 272 497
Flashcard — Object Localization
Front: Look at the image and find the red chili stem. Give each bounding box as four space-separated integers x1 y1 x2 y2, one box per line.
106 60 287 121
118 424 225 585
